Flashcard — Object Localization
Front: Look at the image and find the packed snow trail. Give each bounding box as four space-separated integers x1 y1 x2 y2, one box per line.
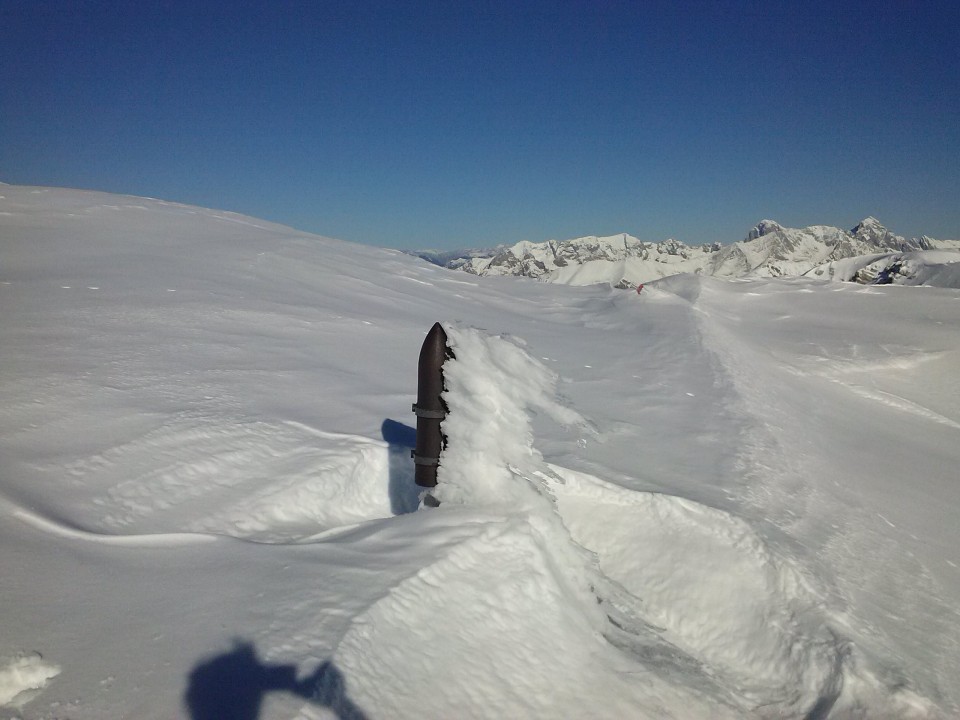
2 186 958 718
651 273 960 715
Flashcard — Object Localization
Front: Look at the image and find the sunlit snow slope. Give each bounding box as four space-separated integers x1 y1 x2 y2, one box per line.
2 185 959 719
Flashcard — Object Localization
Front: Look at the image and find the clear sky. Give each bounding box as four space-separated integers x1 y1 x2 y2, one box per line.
2 1 958 249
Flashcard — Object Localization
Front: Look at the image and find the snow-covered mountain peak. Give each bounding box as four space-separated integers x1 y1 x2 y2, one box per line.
849 216 907 251
745 219 783 241
542 232 644 253
854 215 883 230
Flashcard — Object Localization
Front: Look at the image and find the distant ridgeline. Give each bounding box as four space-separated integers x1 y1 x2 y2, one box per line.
415 218 960 289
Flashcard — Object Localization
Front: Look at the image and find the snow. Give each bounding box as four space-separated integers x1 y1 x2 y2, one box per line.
2 185 960 718
810 250 960 287
0 655 60 709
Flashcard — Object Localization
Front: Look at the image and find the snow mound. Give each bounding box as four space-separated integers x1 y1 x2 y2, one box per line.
647 272 704 303
436 323 587 508
0 653 60 708
332 509 730 719
551 467 847 715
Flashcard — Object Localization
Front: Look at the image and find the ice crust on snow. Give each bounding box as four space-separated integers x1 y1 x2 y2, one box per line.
0 654 60 708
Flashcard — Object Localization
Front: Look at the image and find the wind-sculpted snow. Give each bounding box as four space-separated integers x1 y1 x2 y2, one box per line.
82 420 410 542
2 185 959 718
436 324 587 508
551 467 850 714
331 509 732 719
333 327 808 716
336 325 929 717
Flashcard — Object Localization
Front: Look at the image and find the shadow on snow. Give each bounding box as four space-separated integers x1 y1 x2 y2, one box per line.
183 425 417 717
381 418 420 515
184 640 367 720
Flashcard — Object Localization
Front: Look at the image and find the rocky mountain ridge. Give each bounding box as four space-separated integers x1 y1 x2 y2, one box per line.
418 218 960 288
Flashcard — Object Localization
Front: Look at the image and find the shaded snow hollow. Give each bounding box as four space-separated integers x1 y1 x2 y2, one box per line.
1 185 959 718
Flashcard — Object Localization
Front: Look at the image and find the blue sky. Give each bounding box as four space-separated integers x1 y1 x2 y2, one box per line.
2 1 958 249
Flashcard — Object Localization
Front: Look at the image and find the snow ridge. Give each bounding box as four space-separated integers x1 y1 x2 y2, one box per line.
331 325 888 718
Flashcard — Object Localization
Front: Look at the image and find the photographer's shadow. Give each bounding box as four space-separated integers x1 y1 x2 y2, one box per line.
185 640 367 720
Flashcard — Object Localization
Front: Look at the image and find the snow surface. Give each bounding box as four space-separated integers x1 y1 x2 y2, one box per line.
0 655 60 709
2 185 960 718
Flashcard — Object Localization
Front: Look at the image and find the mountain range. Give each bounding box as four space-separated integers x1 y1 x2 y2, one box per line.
416 218 960 288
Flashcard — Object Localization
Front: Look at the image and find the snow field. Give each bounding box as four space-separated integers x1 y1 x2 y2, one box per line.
2 185 959 718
